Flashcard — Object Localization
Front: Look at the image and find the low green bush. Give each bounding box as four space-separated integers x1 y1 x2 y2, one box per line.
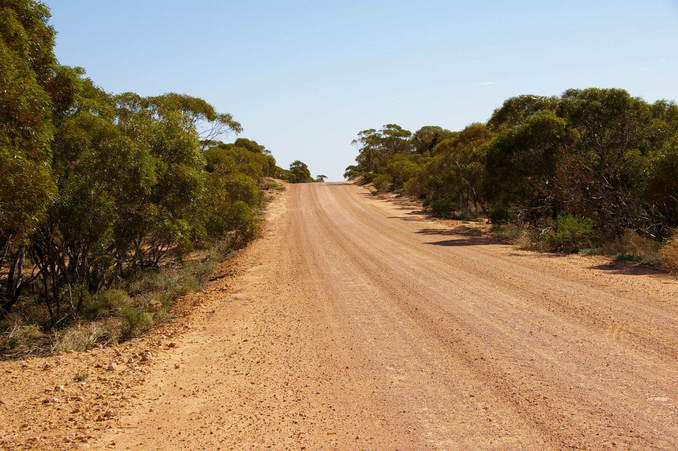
488 206 510 224
429 197 455 218
227 201 257 245
82 289 130 319
403 176 424 198
372 174 393 192
541 214 594 253
492 224 521 242
120 306 154 340
224 173 262 206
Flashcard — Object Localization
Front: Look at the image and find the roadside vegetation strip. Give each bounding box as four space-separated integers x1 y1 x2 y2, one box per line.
0 1 312 358
346 92 678 271
1 181 285 358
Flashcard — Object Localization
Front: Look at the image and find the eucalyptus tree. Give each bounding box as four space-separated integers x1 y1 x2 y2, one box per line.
0 0 57 316
288 160 313 183
410 126 455 155
419 123 493 217
555 88 673 237
484 112 573 223
351 124 412 176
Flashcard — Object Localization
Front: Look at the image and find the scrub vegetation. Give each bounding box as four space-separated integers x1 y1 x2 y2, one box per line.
346 90 678 269
0 1 311 355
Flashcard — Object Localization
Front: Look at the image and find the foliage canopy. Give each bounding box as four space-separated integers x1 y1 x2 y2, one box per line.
347 88 678 244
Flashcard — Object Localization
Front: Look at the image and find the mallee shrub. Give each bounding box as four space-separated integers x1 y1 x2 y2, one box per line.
372 174 393 192
660 230 678 272
542 214 594 253
346 89 678 262
227 201 257 245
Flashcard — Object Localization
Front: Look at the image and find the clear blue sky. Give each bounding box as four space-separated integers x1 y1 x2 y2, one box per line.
46 0 678 180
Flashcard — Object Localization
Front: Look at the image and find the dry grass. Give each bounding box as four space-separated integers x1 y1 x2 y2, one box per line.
53 318 123 353
660 231 678 273
604 229 662 264
515 229 541 250
491 225 674 274
0 324 44 353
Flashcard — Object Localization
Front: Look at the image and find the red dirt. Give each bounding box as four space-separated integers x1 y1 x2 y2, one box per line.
1 182 677 449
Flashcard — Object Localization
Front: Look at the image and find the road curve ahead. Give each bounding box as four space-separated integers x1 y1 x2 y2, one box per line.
104 182 678 450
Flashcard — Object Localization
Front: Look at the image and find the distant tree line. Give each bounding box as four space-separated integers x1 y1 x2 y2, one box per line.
346 89 678 251
0 0 311 327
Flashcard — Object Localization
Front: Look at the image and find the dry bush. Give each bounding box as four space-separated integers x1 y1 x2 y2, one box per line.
660 231 678 273
54 318 123 352
605 229 662 263
514 229 536 249
490 224 542 250
0 324 45 352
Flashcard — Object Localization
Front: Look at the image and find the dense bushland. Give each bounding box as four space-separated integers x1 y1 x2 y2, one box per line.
287 160 314 183
0 1 311 353
346 90 678 265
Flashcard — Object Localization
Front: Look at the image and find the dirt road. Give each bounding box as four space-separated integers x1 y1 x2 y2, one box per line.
3 182 677 449
97 182 678 450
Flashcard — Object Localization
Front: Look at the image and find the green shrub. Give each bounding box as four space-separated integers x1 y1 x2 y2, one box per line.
120 306 154 339
386 159 420 188
128 270 177 296
660 230 678 272
84 289 132 319
169 276 201 299
542 214 594 252
429 197 455 218
153 309 173 324
186 260 217 282
80 288 154 342
488 206 510 224
224 172 261 206
403 176 424 198
227 200 257 244
372 174 393 192
491 224 521 242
